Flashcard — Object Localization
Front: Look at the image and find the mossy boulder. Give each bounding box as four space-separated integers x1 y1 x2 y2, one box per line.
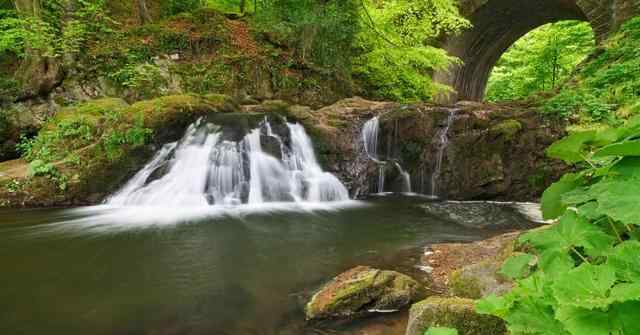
447 233 517 299
305 266 427 320
448 260 513 299
405 297 506 335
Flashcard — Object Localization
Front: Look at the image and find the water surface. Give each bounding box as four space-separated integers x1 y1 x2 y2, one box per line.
0 196 537 335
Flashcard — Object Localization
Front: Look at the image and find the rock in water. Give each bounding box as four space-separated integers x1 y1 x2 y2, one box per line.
405 297 506 335
305 266 426 320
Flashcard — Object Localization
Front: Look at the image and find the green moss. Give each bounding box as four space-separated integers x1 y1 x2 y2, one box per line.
407 297 506 335
449 270 482 299
2 94 230 206
490 120 522 140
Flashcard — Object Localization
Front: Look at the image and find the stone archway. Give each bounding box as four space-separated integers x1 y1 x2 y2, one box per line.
435 0 640 103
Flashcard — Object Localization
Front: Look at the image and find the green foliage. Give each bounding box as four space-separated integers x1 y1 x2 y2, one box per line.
477 117 640 335
18 98 152 186
162 0 205 17
254 0 360 72
27 159 68 190
354 0 469 102
108 62 168 99
541 17 640 123
486 21 595 102
0 0 114 60
424 327 458 335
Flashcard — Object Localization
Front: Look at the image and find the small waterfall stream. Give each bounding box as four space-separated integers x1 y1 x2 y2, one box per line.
108 118 349 207
430 110 456 197
361 116 411 194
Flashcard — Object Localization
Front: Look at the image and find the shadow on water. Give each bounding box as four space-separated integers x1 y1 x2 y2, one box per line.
0 195 539 335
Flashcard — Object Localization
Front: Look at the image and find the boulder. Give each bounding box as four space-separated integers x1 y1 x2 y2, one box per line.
448 260 513 299
305 266 426 320
405 297 506 335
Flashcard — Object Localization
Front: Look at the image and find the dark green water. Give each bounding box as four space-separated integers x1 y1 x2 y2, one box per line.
0 196 537 335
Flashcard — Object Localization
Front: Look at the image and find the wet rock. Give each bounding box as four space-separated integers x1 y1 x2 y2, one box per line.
405 297 506 335
305 266 427 320
448 260 513 299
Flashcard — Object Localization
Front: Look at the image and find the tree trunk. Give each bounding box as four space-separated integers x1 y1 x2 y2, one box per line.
13 0 64 99
239 0 246 14
137 0 152 24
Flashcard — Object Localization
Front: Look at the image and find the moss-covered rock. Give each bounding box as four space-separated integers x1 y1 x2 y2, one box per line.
305 266 427 320
405 297 506 335
490 119 523 140
448 260 513 299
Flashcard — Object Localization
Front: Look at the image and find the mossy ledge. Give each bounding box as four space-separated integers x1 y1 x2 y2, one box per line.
0 94 236 207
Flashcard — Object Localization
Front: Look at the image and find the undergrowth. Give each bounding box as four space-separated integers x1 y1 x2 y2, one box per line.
476 115 640 334
542 17 640 125
17 99 152 190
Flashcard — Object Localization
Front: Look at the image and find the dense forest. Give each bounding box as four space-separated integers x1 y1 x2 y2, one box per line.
1 1 639 335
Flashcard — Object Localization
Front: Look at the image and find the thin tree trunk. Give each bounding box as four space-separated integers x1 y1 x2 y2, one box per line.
138 0 152 24
13 0 64 99
239 0 246 13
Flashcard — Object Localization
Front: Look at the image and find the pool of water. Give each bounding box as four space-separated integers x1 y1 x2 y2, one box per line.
0 196 538 335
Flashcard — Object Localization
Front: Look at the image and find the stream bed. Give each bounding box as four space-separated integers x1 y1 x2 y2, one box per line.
0 196 539 335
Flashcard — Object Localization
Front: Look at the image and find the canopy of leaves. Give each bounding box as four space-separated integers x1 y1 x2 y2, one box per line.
485 20 595 102
542 17 640 124
354 0 469 102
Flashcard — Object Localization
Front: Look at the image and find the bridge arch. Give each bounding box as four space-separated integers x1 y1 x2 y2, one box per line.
435 0 638 102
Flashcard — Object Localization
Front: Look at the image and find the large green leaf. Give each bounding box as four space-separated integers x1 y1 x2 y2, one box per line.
541 173 582 220
424 327 458 335
555 306 611 335
591 127 630 147
607 240 640 282
546 131 596 163
609 283 640 303
596 179 640 226
504 297 568 335
499 253 536 280
611 301 640 334
593 140 640 158
609 156 640 179
476 294 513 318
538 249 575 277
552 263 616 309
521 211 614 256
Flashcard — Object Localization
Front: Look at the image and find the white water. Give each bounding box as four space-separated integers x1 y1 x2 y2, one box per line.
107 118 349 207
362 116 412 193
430 110 456 197
362 116 380 161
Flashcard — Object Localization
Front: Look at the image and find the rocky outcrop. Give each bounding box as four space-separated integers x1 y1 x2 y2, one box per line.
329 99 567 200
405 297 506 335
305 266 426 320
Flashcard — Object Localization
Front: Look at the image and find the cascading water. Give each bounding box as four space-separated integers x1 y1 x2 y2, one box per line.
107 118 349 207
430 110 456 197
361 116 411 193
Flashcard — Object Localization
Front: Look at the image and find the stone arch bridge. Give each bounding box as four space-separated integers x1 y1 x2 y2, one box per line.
435 0 640 103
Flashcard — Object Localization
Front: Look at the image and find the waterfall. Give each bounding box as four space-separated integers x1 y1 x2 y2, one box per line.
362 116 380 161
430 110 456 197
107 118 349 207
361 116 412 194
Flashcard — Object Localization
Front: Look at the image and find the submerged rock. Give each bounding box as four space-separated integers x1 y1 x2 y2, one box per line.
305 266 426 320
405 297 506 335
